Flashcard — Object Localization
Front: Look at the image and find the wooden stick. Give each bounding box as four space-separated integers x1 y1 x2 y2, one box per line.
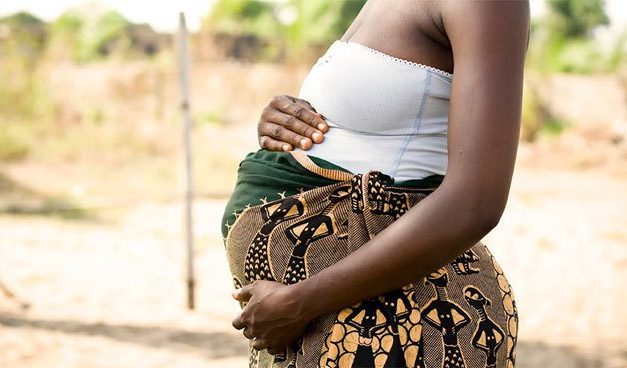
177 12 195 310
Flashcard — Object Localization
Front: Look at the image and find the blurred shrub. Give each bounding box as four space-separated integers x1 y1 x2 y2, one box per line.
527 0 625 73
48 8 168 63
0 12 48 64
0 13 57 161
204 0 367 61
0 126 30 161
521 81 543 141
0 64 55 120
49 9 130 62
206 0 280 40
545 0 609 39
0 9 173 163
0 12 53 118
281 1 366 53
0 78 58 162
520 77 569 142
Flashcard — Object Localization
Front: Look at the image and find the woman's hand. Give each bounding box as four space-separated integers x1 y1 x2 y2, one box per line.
231 280 313 355
257 95 328 151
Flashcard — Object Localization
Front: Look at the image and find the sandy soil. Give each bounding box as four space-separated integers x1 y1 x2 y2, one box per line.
1 157 626 368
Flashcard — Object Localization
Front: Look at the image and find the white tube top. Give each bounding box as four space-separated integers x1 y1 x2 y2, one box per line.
296 40 453 181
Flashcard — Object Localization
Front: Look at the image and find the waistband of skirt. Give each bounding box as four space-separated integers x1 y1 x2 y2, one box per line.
221 149 443 240
287 150 444 189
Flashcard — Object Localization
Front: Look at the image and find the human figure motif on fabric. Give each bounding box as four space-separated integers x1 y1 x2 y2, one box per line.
282 185 351 284
318 174 430 368
421 268 471 368
244 197 305 282
463 286 505 368
274 186 351 367
319 285 427 368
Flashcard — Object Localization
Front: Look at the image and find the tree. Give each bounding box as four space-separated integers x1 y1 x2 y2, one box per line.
204 0 367 61
0 12 48 63
204 0 281 40
545 0 609 40
527 0 615 73
281 0 366 53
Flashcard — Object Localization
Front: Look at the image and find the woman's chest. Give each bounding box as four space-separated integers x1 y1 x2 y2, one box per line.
342 0 453 76
297 41 452 135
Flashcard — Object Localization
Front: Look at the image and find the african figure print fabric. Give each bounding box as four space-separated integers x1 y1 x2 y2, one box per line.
222 149 518 368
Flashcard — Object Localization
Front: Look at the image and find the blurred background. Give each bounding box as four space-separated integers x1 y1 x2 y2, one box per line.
0 0 625 367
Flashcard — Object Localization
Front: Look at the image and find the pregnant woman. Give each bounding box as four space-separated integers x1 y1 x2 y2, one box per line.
222 1 529 367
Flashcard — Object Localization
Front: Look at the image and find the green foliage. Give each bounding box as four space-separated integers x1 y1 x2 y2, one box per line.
0 126 30 161
206 0 280 39
83 10 131 59
205 0 367 61
528 0 624 73
197 110 223 125
607 30 627 71
545 0 609 40
521 80 545 142
539 118 570 136
52 10 83 35
520 77 570 142
533 38 608 73
50 9 131 62
0 12 48 64
281 0 365 53
0 12 55 162
0 51 55 156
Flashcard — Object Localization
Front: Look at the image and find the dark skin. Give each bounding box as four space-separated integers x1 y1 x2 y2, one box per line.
234 0 530 355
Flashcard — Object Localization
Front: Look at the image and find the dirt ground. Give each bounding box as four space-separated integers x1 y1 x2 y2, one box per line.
1 154 626 368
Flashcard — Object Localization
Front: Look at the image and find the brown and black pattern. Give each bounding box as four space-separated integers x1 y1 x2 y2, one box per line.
282 185 351 285
451 250 480 275
463 286 505 368
224 151 518 368
421 268 470 368
488 248 519 368
243 196 305 282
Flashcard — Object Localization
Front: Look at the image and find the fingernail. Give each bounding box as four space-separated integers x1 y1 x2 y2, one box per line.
312 132 322 142
317 123 326 130
300 138 309 148
282 144 290 151
231 290 239 298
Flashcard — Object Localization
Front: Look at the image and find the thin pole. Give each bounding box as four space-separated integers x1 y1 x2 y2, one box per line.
177 12 195 310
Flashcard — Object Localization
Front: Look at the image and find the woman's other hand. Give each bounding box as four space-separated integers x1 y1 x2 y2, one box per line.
231 280 312 355
257 95 328 151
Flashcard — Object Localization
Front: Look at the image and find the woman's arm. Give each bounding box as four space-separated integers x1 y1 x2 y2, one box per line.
233 0 530 353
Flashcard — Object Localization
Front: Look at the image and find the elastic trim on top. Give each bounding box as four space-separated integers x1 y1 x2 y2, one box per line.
339 40 454 80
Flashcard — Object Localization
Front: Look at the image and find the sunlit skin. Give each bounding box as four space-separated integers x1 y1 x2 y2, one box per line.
232 0 530 355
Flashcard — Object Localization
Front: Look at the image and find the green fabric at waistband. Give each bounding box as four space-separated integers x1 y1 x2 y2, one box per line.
221 149 444 240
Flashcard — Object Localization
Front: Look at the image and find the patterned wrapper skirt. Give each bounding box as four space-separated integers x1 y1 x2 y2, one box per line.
222 149 518 368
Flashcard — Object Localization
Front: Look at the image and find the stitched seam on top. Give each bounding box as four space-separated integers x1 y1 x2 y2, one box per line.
390 72 433 178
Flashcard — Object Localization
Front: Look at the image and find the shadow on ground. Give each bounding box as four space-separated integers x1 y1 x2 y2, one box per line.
0 171 91 220
2 313 625 367
0 313 247 360
516 341 623 368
